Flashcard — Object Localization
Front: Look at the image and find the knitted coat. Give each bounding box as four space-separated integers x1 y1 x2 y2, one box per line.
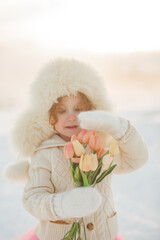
3 58 148 240
22 123 148 240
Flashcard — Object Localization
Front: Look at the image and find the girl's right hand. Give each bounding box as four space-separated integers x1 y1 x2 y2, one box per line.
53 187 102 219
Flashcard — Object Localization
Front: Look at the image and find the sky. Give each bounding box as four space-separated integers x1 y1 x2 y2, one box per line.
1 0 160 53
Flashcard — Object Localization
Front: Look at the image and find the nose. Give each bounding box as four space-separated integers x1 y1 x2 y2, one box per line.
67 113 77 121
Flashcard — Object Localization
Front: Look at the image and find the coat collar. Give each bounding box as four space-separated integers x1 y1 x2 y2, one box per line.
35 134 67 152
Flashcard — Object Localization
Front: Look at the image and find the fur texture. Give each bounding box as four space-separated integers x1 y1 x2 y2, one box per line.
78 110 128 139
2 160 30 181
11 58 112 157
5 58 112 181
53 187 102 218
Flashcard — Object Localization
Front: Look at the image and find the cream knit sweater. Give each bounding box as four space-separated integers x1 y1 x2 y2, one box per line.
22 123 148 240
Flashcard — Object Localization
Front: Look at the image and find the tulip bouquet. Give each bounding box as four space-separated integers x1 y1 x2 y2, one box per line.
62 129 119 240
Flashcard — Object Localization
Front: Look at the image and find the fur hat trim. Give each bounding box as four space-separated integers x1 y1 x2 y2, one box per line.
2 160 30 181
10 58 112 157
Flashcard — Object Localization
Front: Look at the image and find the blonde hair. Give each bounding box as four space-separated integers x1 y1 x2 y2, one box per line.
49 92 95 128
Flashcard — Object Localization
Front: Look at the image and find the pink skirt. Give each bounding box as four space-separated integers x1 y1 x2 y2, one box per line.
12 228 39 240
12 228 126 240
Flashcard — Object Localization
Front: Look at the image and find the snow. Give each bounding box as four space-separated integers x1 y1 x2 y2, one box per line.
0 107 160 240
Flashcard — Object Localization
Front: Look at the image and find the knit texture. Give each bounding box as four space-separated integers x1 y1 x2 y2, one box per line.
53 187 102 218
22 126 148 240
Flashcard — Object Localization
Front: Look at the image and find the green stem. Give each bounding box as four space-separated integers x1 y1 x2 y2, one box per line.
82 217 87 240
61 222 77 239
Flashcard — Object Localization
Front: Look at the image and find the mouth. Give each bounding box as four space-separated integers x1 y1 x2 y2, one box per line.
66 126 78 129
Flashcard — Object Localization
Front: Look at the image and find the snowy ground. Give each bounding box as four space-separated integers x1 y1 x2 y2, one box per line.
0 107 160 240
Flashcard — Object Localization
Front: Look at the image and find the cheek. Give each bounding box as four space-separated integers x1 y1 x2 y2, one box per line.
55 116 65 129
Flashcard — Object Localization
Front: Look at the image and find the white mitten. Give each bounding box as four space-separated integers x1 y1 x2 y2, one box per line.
78 110 129 139
53 187 102 219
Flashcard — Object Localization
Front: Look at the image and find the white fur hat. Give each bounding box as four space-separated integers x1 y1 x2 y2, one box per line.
3 58 112 180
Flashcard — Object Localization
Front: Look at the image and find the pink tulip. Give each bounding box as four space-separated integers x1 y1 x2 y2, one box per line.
71 135 78 142
97 146 107 158
88 134 96 150
94 136 102 152
82 130 95 144
64 142 74 159
71 158 80 163
77 129 87 143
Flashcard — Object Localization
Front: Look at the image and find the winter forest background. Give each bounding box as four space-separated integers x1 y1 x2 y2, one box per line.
0 0 160 240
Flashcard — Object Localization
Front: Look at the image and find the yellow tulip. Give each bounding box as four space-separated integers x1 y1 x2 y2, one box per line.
101 155 114 172
90 153 98 171
109 139 119 157
72 140 85 157
79 154 92 172
79 153 98 172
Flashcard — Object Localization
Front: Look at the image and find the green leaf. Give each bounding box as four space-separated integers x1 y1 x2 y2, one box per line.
95 164 117 184
87 170 92 185
69 166 75 179
90 160 103 184
74 166 82 182
61 222 77 239
81 172 89 186
76 222 81 239
74 166 83 187
98 150 109 161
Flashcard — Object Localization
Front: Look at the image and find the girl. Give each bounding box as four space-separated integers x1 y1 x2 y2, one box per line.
4 58 148 240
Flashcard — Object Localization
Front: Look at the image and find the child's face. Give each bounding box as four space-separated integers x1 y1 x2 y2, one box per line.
54 94 84 141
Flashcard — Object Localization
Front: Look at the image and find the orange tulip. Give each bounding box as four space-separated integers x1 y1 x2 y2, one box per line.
77 129 87 143
64 142 74 159
82 130 95 144
94 136 102 152
88 134 96 150
72 140 85 157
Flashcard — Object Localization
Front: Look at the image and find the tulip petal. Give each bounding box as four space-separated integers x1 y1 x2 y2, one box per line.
95 136 102 152
82 130 95 144
71 158 80 163
79 154 92 172
72 140 85 157
98 146 107 158
64 142 74 159
71 135 78 142
88 135 96 150
101 155 114 172
109 139 119 157
90 153 98 171
77 129 87 143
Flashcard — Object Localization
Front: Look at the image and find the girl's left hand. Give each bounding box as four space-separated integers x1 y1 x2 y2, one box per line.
78 110 129 139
